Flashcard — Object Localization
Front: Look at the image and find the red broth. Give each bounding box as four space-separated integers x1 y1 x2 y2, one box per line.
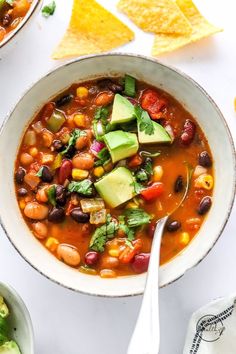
15 77 213 278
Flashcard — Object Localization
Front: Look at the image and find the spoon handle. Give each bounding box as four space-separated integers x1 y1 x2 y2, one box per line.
127 216 168 354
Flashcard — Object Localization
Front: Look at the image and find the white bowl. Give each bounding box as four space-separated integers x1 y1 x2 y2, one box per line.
0 283 34 354
0 54 235 297
0 0 42 56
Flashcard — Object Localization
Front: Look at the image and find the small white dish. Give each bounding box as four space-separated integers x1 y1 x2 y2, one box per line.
0 282 34 354
0 0 42 56
0 54 235 297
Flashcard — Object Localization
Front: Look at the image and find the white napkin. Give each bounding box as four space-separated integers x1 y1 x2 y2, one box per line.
183 294 236 354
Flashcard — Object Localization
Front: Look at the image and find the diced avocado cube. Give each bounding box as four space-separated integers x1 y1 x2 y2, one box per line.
110 94 135 125
95 167 136 208
0 297 9 319
0 341 21 354
104 130 139 163
138 121 171 144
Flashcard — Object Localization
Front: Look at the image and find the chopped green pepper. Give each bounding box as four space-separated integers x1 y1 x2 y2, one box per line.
124 75 136 97
46 110 66 133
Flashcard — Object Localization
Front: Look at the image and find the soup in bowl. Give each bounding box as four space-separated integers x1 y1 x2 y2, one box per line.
0 54 235 296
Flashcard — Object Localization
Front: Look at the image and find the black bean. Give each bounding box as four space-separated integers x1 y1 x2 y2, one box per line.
41 166 53 183
15 167 26 185
2 14 11 27
199 151 212 168
48 207 65 223
52 140 64 152
174 175 184 193
197 196 212 215
109 83 124 93
98 79 123 93
167 220 181 232
64 145 76 158
70 208 89 223
55 185 67 206
56 94 73 108
17 188 28 197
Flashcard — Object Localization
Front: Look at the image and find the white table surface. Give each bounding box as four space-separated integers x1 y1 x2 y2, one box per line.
0 1 236 353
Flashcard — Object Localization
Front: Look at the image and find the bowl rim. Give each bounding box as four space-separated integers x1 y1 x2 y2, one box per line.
0 0 42 49
1 52 235 297
0 282 34 352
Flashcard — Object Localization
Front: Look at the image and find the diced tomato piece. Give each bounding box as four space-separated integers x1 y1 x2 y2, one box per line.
141 89 167 119
128 154 143 168
119 239 142 264
141 182 164 201
40 102 55 122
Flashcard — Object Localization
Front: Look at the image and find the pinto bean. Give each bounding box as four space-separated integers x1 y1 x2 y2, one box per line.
94 92 114 106
100 256 119 269
72 153 94 170
24 202 49 220
36 186 49 203
75 135 89 150
57 244 81 266
32 222 48 239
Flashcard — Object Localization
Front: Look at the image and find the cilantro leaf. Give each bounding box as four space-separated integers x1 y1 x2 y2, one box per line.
47 185 56 206
124 208 151 228
42 0 56 18
61 129 86 155
89 215 118 252
135 169 149 182
132 180 145 194
94 147 111 167
134 105 154 136
68 179 93 196
94 107 109 123
119 223 135 241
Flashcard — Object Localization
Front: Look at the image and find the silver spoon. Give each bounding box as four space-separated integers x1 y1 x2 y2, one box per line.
127 165 192 354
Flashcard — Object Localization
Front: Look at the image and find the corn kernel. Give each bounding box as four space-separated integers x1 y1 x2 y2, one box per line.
79 266 97 275
72 168 89 181
93 166 105 178
100 269 117 278
73 114 87 128
76 87 89 99
108 249 120 258
45 237 59 252
179 232 190 246
19 200 26 210
153 165 163 182
125 202 139 209
29 147 38 157
194 174 213 190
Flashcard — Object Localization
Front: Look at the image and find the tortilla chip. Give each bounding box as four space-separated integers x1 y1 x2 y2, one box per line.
117 0 192 34
52 0 134 59
152 0 222 56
